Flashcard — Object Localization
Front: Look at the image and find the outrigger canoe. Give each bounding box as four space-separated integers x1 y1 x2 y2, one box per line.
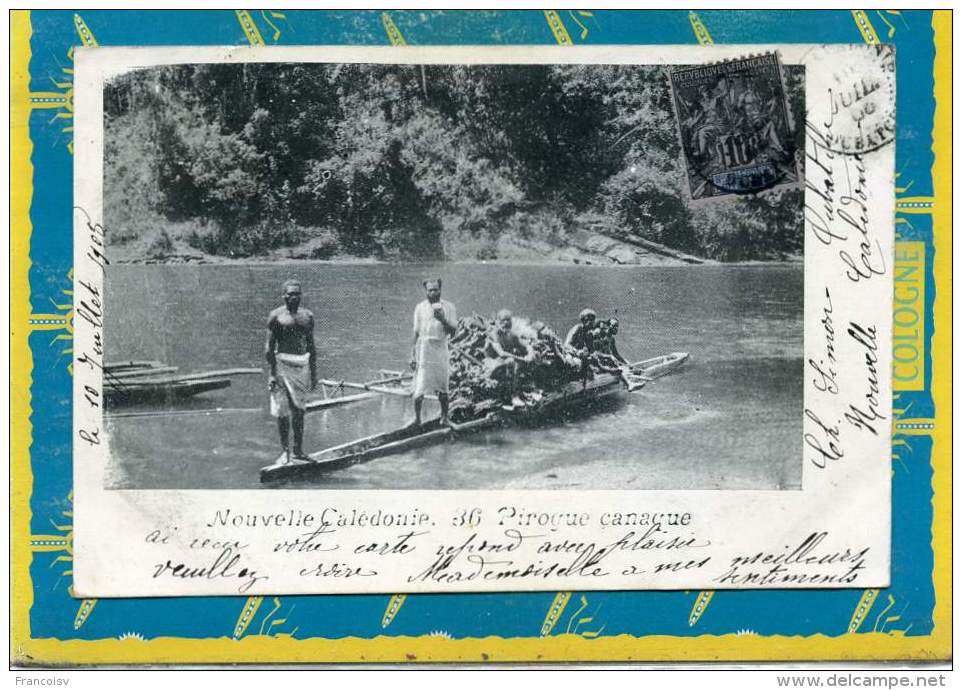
104 362 260 406
259 352 688 483
105 377 233 405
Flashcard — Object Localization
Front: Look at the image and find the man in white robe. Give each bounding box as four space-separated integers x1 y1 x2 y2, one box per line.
409 279 456 426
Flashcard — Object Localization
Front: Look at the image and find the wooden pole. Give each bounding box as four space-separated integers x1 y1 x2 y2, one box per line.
110 368 262 385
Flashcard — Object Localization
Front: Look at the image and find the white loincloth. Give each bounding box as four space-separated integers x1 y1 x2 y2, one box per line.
414 337 450 397
270 352 311 417
412 300 455 397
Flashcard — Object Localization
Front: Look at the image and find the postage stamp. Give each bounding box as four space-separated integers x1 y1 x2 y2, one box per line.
668 52 802 203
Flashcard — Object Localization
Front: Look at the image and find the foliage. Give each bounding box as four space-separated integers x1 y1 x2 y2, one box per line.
104 63 804 261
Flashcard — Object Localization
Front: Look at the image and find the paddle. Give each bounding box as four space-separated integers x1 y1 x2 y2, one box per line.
364 373 412 386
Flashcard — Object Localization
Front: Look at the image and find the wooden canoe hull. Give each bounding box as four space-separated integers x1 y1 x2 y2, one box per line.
259 352 689 483
105 378 231 405
511 352 688 419
514 372 625 421
630 352 689 380
263 418 445 483
258 379 625 483
260 415 500 483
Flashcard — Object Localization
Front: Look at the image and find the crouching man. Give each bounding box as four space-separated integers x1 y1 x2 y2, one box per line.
483 309 535 407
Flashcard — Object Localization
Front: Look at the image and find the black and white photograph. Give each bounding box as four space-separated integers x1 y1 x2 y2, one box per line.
100 58 806 491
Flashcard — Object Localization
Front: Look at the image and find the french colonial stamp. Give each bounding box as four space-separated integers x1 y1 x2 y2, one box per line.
668 53 801 202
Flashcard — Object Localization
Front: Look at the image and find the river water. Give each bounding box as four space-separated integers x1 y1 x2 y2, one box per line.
104 262 803 490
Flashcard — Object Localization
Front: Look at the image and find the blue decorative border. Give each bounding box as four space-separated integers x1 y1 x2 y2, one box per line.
16 9 944 656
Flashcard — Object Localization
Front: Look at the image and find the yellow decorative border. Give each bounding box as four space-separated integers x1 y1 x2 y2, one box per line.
11 8 38 665
9 10 951 664
927 7 952 656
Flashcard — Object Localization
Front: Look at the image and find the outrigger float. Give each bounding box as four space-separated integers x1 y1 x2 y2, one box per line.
259 352 689 483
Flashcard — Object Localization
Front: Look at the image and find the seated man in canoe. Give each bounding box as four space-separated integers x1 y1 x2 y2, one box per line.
591 318 628 371
266 278 318 462
588 317 649 390
483 309 535 406
565 308 598 354
601 318 628 364
529 321 583 389
564 308 602 380
410 278 457 426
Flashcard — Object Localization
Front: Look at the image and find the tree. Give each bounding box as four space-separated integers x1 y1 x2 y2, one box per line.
103 61 804 262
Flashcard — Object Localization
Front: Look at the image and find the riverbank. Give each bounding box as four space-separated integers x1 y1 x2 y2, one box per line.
115 250 802 268
111 226 802 268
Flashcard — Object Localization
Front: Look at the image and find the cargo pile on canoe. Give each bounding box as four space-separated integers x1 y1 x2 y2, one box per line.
446 314 641 423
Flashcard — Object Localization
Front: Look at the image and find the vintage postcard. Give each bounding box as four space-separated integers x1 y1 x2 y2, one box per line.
13 8 951 668
70 43 895 598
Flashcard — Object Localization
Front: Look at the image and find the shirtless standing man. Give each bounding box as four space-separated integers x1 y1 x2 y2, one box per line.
410 279 457 426
266 279 317 461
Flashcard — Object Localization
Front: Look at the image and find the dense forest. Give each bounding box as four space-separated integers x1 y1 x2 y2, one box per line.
103 62 804 263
